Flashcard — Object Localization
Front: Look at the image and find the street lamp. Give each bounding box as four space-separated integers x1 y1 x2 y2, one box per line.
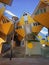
10 16 19 60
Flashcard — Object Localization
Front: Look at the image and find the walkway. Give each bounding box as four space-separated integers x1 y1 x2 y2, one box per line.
0 58 49 65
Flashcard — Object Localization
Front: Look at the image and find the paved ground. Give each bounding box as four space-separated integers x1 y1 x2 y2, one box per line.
1 47 49 58
0 58 49 65
0 47 49 65
2 47 25 58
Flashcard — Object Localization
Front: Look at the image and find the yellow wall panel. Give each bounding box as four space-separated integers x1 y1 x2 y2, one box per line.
32 25 43 33
41 0 49 3
16 29 25 38
8 23 14 34
46 42 49 46
2 22 13 35
19 14 35 26
0 32 6 40
0 23 3 32
18 35 23 41
0 44 2 54
33 12 49 28
28 15 35 24
0 38 5 54
0 7 5 19
19 16 25 26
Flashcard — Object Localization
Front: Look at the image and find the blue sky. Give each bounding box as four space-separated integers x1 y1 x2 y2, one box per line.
4 0 48 36
5 0 39 18
40 27 48 35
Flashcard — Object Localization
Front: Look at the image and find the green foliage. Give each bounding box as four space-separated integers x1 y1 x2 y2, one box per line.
27 32 39 42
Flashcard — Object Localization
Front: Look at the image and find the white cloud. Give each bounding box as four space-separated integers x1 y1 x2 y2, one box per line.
40 27 48 35
42 27 48 31
5 10 17 17
40 30 48 35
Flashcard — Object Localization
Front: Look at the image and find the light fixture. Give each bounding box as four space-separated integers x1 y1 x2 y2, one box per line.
42 44 45 47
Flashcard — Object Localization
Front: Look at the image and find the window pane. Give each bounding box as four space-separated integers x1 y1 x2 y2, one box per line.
44 8 46 12
40 9 43 13
37 10 39 14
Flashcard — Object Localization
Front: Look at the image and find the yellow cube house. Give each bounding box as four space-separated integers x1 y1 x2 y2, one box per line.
0 38 5 54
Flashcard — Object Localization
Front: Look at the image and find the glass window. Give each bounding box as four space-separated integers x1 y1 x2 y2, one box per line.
35 10 39 15
35 8 46 15
33 23 35 26
37 10 39 14
35 12 37 15
37 22 40 25
40 9 43 13
39 8 46 14
39 9 41 14
44 8 46 12
24 15 28 24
